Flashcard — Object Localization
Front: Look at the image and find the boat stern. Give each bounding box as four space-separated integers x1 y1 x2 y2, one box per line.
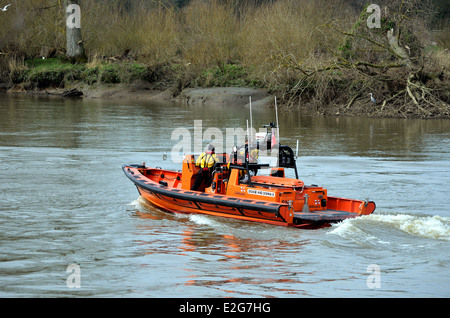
292 196 376 228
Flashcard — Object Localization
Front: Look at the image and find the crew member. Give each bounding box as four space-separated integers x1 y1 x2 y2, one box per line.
191 144 219 191
235 140 259 164
234 140 259 183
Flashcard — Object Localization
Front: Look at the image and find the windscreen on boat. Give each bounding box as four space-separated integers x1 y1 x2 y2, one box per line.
253 126 279 167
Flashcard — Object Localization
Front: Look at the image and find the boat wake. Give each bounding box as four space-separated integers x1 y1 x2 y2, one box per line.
328 213 450 242
186 214 222 227
129 195 449 244
181 213 258 232
177 212 297 240
127 197 151 212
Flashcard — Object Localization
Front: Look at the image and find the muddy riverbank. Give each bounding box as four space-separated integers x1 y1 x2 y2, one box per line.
4 82 274 108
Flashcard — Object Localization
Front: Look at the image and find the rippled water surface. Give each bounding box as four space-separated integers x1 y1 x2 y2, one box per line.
0 94 449 297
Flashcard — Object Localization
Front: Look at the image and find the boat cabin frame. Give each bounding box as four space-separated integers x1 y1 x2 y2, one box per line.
228 144 299 186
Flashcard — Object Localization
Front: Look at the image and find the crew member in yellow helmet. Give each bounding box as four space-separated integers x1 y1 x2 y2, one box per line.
191 144 219 191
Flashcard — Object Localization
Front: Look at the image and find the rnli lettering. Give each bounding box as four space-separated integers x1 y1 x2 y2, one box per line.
247 189 275 197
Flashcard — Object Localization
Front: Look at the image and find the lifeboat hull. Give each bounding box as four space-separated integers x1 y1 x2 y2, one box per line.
123 164 376 229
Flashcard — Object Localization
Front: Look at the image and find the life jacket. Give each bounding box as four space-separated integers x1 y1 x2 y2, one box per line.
238 147 259 163
196 151 218 169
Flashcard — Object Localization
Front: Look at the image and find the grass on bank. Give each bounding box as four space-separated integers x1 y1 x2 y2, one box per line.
9 56 263 91
9 57 163 89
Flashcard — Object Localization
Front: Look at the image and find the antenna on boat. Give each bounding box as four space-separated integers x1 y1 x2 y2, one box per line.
295 140 299 159
275 96 279 134
246 119 249 143
249 96 253 144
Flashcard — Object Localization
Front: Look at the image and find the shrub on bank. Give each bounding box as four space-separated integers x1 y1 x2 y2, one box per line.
194 64 262 88
99 64 120 84
29 69 65 88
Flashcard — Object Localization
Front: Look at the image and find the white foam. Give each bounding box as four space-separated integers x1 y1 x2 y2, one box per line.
188 214 218 227
327 217 388 245
329 213 450 241
128 199 142 207
327 217 361 236
127 196 152 212
369 214 450 241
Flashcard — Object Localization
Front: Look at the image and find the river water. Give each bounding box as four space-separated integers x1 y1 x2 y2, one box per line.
0 93 449 298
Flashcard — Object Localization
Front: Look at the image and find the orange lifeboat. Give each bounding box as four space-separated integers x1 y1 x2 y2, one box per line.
123 142 375 229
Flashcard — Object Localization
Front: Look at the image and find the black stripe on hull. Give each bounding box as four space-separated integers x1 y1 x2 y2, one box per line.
123 165 286 217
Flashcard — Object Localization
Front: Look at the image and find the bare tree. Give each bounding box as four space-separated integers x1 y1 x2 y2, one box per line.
65 0 86 62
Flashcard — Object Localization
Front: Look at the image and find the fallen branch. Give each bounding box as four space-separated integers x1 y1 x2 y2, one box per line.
380 89 406 111
346 92 362 110
406 83 419 105
45 88 83 97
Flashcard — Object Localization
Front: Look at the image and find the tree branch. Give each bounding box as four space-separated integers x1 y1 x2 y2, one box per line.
326 24 406 60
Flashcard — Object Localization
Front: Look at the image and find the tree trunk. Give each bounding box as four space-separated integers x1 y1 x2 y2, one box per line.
65 0 86 63
386 28 411 67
